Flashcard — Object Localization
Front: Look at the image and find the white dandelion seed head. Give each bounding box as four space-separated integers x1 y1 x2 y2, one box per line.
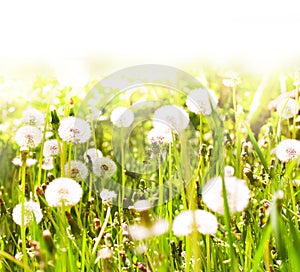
58 117 91 144
12 201 43 226
172 209 218 236
43 139 59 157
151 219 169 236
92 157 117 178
42 157 54 170
276 98 299 120
64 160 88 181
12 156 37 167
15 126 43 148
22 107 45 126
153 105 189 133
222 71 242 87
275 139 300 163
110 106 134 127
133 200 152 212
97 247 113 259
99 189 117 203
128 224 151 240
45 178 83 207
186 89 218 115
147 127 173 145
203 176 250 215
83 148 103 163
224 165 235 177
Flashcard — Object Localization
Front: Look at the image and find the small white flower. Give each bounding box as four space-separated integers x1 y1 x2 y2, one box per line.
203 176 250 215
276 98 299 120
15 126 43 148
12 201 43 226
172 210 218 236
275 139 300 163
12 156 37 167
42 157 54 170
58 117 91 144
147 128 173 145
110 106 134 127
43 139 59 157
153 105 189 133
45 178 83 207
186 89 218 115
64 160 88 181
100 189 117 203
92 157 117 178
22 107 45 126
83 148 103 163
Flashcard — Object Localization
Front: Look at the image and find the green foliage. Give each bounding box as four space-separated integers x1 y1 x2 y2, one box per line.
0 68 299 272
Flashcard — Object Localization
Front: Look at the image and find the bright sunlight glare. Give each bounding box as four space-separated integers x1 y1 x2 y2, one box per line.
0 0 300 72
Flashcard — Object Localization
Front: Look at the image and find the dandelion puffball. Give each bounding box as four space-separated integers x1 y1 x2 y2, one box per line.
172 210 218 236
22 107 45 126
43 139 60 157
153 105 189 133
64 160 88 181
99 189 117 203
58 117 91 144
186 89 218 115
147 127 173 145
15 125 43 148
110 106 134 127
12 201 43 226
83 148 103 163
203 176 250 215
45 178 83 207
276 98 299 120
275 139 300 163
92 157 117 178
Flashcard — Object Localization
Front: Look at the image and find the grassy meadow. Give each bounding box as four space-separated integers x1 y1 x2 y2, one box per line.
0 65 299 272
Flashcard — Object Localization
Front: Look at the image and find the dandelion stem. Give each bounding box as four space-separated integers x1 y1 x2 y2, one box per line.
20 162 28 266
92 205 111 255
292 82 299 139
206 234 211 272
168 142 173 224
67 142 73 177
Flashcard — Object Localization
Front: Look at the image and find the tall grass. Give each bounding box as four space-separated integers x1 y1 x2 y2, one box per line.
0 69 299 272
